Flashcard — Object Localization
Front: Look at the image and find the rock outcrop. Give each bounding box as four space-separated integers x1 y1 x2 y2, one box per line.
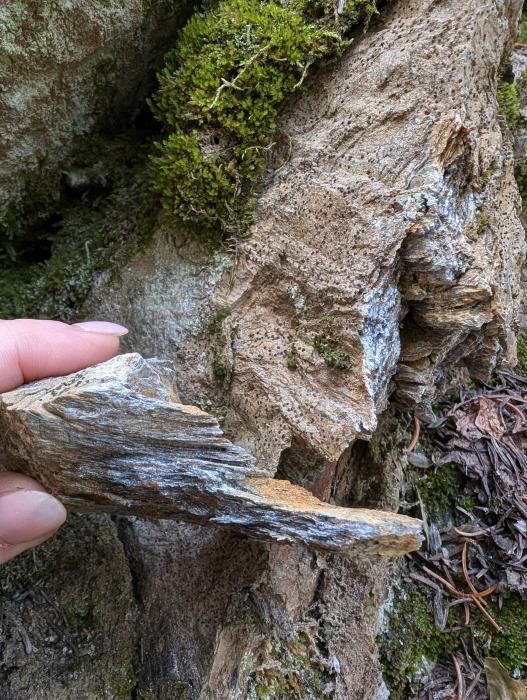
86 0 526 471
1 0 525 698
0 0 192 244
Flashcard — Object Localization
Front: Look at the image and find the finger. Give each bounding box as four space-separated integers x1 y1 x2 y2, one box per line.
0 471 67 564
0 319 128 393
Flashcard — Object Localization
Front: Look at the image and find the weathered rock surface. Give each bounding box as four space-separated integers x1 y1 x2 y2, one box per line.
0 353 422 557
0 514 137 700
0 0 192 240
86 0 526 472
2 0 525 698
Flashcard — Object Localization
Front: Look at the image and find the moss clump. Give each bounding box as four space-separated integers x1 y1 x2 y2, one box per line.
414 464 464 524
149 0 378 240
497 79 522 128
212 352 229 380
206 307 234 383
381 590 460 700
208 307 231 335
518 332 527 372
381 589 527 699
313 333 351 369
247 633 331 699
287 352 299 370
482 596 527 672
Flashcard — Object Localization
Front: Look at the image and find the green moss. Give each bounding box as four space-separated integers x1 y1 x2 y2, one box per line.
313 333 351 370
518 332 527 372
208 307 231 335
519 10 527 44
111 662 137 699
482 596 527 672
497 79 521 128
247 632 331 699
0 260 43 318
286 352 299 370
149 0 378 241
0 131 158 320
206 306 234 382
212 352 229 380
413 464 463 524
478 212 490 227
381 589 527 699
381 590 460 700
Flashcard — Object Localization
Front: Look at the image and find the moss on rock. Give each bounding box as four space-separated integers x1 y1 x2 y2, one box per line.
149 0 379 241
381 587 527 700
0 131 158 320
313 333 352 370
246 633 332 699
497 78 522 128
518 332 527 372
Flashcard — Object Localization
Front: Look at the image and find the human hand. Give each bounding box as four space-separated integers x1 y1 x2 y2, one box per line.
0 319 128 564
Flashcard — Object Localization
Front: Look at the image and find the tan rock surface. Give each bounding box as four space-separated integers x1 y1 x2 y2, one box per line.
86 0 526 471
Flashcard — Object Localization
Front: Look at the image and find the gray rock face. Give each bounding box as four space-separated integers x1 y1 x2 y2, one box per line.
0 0 192 240
0 353 422 557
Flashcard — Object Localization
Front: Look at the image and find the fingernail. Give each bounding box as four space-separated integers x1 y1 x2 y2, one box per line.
0 490 67 545
73 321 128 336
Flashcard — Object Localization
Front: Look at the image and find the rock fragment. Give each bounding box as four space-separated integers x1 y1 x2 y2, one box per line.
0 354 422 557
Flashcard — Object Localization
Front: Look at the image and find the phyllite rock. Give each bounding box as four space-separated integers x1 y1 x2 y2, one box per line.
0 353 422 557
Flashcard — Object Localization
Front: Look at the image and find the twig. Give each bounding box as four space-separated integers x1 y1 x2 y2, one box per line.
452 653 465 700
453 527 487 538
292 61 312 90
208 43 272 109
407 415 420 453
465 669 482 699
470 594 501 632
461 543 497 601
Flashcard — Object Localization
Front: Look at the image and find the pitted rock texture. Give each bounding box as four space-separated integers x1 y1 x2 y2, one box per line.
0 353 422 557
4 0 523 698
0 514 137 700
85 0 526 471
0 0 192 239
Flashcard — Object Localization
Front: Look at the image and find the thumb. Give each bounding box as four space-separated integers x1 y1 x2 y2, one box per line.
0 472 67 564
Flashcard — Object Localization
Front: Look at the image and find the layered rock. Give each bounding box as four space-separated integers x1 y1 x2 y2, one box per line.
0 353 422 557
1 0 525 698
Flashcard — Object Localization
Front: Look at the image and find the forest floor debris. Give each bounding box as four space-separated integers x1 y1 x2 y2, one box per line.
391 370 527 699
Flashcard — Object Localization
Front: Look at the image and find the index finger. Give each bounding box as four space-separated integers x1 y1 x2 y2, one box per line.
0 319 128 393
